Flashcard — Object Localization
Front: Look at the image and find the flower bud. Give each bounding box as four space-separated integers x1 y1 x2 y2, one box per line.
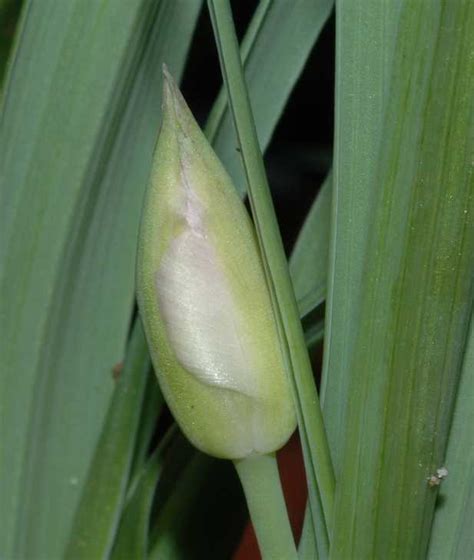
136 68 296 459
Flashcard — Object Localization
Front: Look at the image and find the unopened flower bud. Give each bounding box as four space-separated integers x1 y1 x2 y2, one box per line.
136 68 296 459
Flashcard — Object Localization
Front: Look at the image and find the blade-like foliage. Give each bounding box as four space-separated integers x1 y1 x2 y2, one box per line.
290 172 331 317
110 427 176 560
65 320 153 559
331 2 474 558
129 369 164 480
149 449 245 560
0 0 201 557
207 1 335 555
206 0 334 194
321 0 400 475
428 316 474 560
207 0 335 316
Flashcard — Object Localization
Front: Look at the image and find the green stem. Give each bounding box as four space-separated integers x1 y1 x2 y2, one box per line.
234 454 298 560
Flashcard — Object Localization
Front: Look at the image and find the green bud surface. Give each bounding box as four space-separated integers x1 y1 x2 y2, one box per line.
136 69 296 459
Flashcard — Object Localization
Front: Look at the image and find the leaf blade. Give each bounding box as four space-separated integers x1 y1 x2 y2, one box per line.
428 316 474 560
320 0 400 475
64 321 153 559
207 0 335 553
110 427 176 560
206 0 334 194
331 2 474 557
290 172 332 318
0 1 201 557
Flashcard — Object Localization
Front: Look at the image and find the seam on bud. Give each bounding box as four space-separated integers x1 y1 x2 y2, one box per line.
177 140 206 234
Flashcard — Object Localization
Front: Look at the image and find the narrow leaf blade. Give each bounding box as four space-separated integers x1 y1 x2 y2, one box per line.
0 1 201 557
207 1 335 553
428 316 474 560
332 2 474 557
321 0 400 475
290 172 332 317
110 427 176 560
206 0 334 194
65 321 153 559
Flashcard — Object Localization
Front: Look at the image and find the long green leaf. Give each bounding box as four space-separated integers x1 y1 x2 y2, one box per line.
299 507 318 560
110 427 176 560
0 1 201 557
149 449 245 560
320 0 400 476
207 1 335 555
290 172 331 317
207 0 334 318
428 316 474 560
65 320 152 559
206 0 334 194
331 2 474 557
129 368 164 481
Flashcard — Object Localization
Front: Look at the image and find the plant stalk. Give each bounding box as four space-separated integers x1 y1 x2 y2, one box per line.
234 454 298 560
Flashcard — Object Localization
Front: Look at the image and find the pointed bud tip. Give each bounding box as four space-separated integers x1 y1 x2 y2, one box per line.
161 64 190 127
162 63 174 108
162 63 173 87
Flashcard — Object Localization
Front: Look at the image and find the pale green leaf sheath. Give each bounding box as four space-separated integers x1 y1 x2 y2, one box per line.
137 70 296 459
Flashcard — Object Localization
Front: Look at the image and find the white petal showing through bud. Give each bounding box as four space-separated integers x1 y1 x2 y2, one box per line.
156 228 258 398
